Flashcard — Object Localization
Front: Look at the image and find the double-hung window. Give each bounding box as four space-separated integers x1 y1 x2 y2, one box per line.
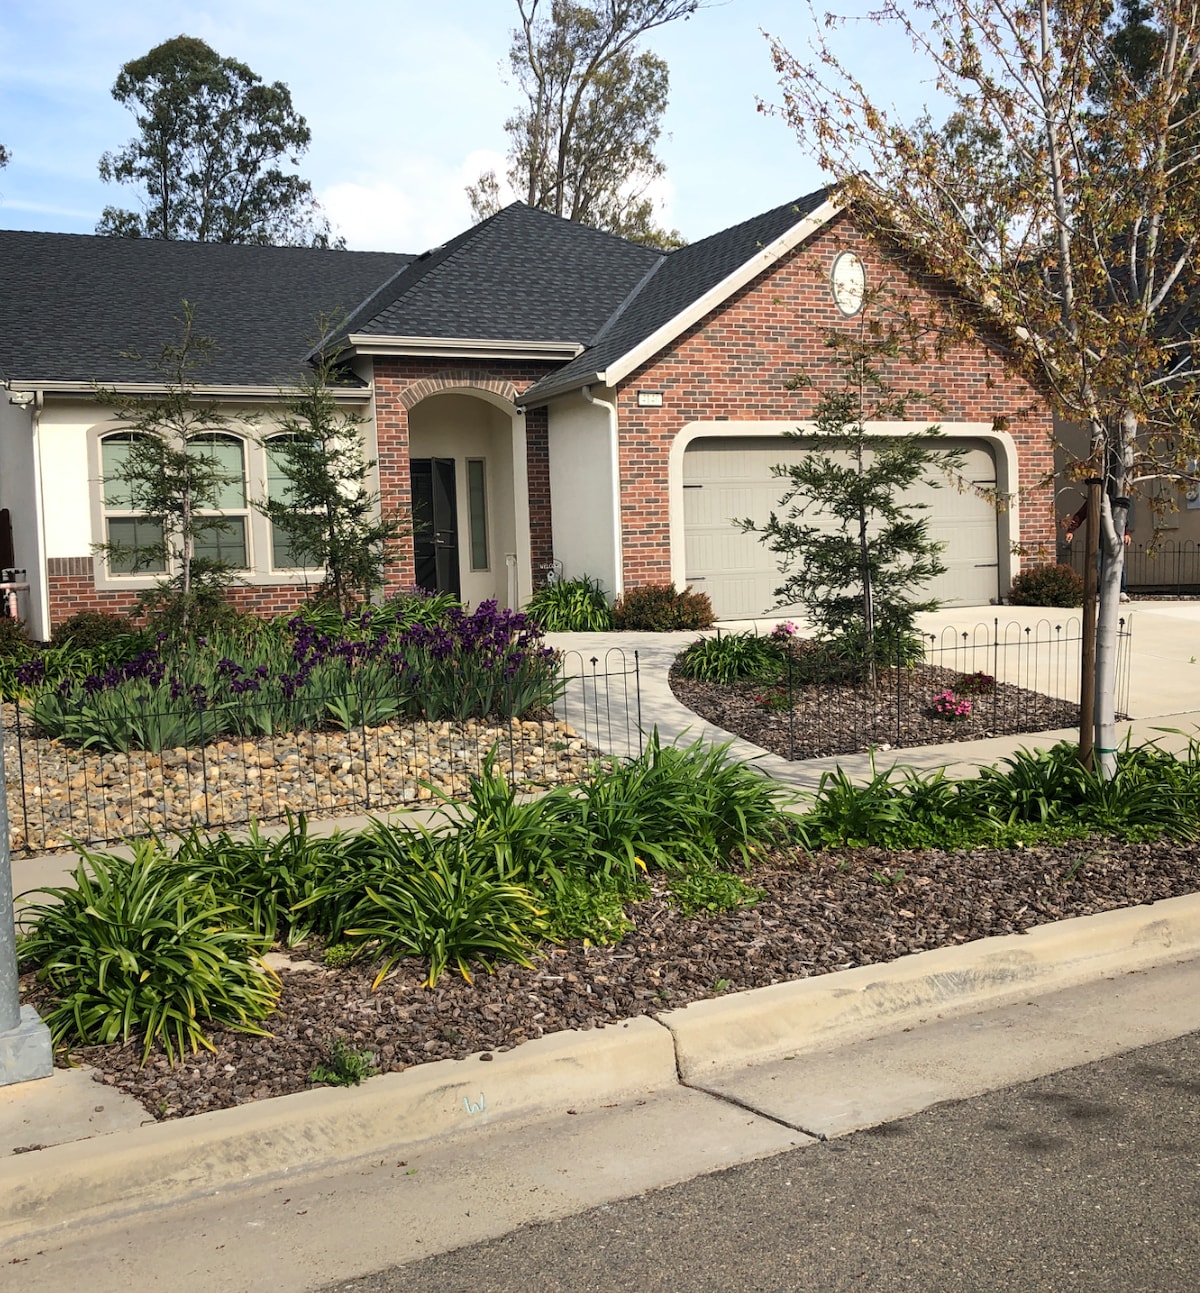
100 432 166 574
190 433 249 569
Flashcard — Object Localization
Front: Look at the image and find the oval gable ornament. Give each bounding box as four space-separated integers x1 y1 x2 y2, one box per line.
831 251 866 316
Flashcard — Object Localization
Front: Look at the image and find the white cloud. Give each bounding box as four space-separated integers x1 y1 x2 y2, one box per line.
320 148 514 253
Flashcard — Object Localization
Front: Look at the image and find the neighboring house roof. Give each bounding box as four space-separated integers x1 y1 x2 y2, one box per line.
0 232 411 389
337 202 663 352
0 187 842 396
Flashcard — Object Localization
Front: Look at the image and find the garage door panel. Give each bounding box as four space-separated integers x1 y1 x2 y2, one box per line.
683 436 999 620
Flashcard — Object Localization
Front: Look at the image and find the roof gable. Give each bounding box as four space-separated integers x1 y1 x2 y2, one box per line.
521 188 841 403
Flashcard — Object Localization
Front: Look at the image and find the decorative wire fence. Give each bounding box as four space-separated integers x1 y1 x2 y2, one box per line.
766 617 1131 762
2 649 644 855
1064 540 1200 592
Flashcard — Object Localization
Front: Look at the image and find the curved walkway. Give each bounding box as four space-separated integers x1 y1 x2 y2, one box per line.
546 599 1200 792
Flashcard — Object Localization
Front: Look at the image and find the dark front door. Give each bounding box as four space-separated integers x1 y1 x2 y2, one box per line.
411 457 460 597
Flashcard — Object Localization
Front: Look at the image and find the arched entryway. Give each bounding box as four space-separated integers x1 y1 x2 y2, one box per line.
406 390 528 608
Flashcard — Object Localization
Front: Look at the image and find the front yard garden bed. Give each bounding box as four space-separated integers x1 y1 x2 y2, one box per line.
17 733 1200 1124
671 662 1080 760
31 832 1200 1121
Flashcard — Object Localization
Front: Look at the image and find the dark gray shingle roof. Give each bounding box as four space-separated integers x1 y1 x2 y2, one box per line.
522 189 833 402
0 232 411 387
0 190 834 395
341 202 664 344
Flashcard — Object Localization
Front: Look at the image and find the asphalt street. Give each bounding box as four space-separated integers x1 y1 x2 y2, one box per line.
329 1030 1200 1293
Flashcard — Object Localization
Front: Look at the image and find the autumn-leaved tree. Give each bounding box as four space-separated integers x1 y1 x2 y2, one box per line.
97 35 338 246
769 0 1200 775
468 0 701 247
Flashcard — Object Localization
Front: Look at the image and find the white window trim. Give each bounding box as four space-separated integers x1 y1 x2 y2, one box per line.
87 422 329 591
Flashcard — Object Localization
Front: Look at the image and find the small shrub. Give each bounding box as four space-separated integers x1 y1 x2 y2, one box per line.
50 611 135 650
309 1038 377 1087
525 575 614 632
1008 563 1085 607
957 671 995 695
676 631 784 684
612 583 715 631
0 617 34 658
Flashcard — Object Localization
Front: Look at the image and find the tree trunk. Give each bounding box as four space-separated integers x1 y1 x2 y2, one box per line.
1093 491 1127 779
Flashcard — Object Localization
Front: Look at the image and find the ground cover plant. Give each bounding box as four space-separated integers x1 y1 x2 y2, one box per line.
18 732 1200 1120
13 595 560 754
672 627 1080 759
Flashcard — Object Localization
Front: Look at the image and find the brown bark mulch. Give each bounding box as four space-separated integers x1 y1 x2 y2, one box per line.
30 835 1198 1122
669 662 1080 761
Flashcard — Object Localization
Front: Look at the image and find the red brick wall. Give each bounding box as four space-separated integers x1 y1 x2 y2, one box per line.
46 558 318 630
612 213 1056 588
371 359 557 595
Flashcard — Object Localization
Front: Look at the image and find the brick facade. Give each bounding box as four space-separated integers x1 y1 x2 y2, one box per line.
46 558 318 628
611 214 1056 588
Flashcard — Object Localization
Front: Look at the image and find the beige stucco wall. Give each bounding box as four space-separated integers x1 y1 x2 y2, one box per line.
545 390 619 596
0 393 46 635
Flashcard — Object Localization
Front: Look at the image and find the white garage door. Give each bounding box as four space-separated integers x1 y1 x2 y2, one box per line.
683 435 999 620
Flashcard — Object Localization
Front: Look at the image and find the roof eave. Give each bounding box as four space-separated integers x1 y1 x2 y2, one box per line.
6 380 372 402
345 334 584 361
517 371 607 408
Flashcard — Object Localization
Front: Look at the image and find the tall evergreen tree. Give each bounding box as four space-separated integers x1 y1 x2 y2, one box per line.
97 35 339 247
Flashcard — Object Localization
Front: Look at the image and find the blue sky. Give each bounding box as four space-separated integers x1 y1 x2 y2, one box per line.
0 1 926 252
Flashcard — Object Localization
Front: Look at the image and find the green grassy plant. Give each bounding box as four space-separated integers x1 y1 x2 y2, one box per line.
525 575 614 632
341 834 547 987
19 842 279 1063
676 632 785 684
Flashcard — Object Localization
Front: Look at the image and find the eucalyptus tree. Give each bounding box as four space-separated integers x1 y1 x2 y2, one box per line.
97 35 337 246
468 0 703 247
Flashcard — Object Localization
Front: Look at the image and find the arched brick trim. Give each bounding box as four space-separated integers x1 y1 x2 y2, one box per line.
397 372 520 411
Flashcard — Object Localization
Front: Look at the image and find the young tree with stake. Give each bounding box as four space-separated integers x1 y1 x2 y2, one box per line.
768 0 1200 775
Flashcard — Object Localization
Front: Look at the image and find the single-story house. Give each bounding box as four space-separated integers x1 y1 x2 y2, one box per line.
0 188 1055 639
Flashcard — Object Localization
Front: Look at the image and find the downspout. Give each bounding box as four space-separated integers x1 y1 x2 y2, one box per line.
30 391 50 640
581 385 624 599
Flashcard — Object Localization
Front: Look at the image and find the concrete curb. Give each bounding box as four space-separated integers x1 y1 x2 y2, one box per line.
5 892 1200 1248
0 1016 677 1247
660 891 1200 1080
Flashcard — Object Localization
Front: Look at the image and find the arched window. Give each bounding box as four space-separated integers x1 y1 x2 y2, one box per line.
100 432 165 574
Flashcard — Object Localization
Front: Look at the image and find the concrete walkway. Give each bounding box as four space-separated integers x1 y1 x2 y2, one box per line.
547 598 1200 791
